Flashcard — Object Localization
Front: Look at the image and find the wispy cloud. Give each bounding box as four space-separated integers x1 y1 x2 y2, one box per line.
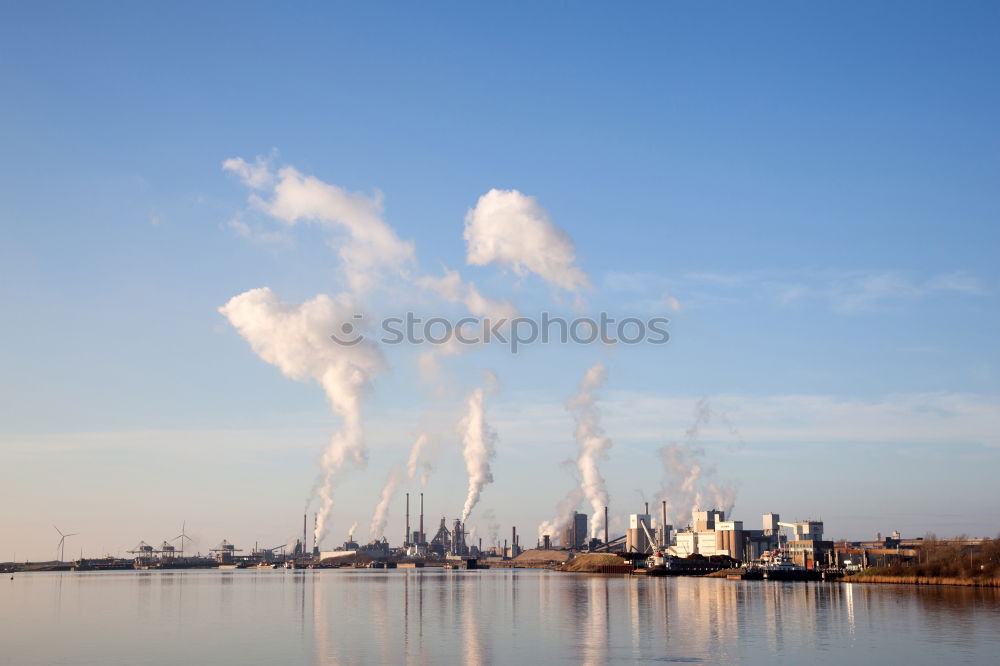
223 155 415 292
7 391 997 466
603 268 987 314
226 217 289 245
492 390 1000 450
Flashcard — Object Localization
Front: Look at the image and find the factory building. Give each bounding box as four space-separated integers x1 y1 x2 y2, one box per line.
762 512 780 536
673 509 734 558
692 509 726 532
561 512 588 549
670 511 759 560
626 513 654 553
669 511 832 566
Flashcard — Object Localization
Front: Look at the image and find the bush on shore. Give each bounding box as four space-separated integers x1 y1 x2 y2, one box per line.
856 535 1000 580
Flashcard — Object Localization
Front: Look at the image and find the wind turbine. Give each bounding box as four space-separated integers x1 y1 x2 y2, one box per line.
173 521 193 557
53 525 78 562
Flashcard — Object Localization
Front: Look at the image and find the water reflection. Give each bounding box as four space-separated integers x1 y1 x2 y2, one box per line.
579 576 609 666
4 571 1000 665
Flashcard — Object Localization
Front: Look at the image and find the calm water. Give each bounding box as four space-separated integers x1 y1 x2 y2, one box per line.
2 569 998 665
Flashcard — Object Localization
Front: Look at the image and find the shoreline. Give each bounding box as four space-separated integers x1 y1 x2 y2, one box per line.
843 575 1000 588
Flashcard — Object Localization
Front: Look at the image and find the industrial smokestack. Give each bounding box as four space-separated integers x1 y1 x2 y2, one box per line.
662 501 667 548
313 513 319 555
406 492 410 548
419 492 425 545
512 526 516 552
453 519 463 556
645 502 649 516
303 513 307 556
604 506 608 546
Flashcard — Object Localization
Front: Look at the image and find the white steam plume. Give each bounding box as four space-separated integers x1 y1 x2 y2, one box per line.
406 433 434 486
464 189 588 292
223 156 414 292
348 522 358 541
480 509 500 547
370 464 404 541
417 267 518 380
419 267 519 321
459 371 499 522
219 287 385 547
658 398 737 526
538 488 583 545
568 363 612 538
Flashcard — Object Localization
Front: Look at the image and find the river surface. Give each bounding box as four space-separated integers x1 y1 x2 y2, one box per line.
2 569 998 665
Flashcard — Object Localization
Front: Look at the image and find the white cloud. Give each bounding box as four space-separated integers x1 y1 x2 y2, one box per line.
223 155 275 190
464 189 589 292
418 267 518 321
223 157 415 292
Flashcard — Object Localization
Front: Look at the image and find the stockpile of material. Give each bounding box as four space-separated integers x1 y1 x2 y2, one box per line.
560 553 627 573
511 549 575 567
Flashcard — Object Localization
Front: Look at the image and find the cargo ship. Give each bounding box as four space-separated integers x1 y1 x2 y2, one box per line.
642 551 739 576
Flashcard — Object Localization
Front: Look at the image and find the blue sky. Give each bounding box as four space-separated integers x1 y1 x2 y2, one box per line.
2 2 998 559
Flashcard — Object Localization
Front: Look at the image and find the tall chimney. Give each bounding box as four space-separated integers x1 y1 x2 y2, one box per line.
512 526 517 553
419 492 425 545
604 506 609 546
661 500 668 548
313 513 318 555
302 513 307 557
453 519 463 556
405 492 410 548
645 501 649 516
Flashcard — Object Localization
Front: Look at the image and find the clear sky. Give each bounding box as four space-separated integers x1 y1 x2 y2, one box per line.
2 2 998 560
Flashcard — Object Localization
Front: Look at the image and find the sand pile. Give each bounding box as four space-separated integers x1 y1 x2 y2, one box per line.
560 553 627 572
511 549 575 566
319 552 372 566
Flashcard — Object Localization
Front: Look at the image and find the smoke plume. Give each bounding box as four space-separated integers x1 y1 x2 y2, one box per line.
568 363 612 538
369 464 404 540
658 398 737 526
459 371 499 521
537 489 583 545
464 189 589 292
224 156 414 292
479 509 500 547
219 287 385 547
406 433 434 486
419 267 519 321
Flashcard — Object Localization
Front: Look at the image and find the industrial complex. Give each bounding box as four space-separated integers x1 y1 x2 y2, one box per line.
6 489 993 580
